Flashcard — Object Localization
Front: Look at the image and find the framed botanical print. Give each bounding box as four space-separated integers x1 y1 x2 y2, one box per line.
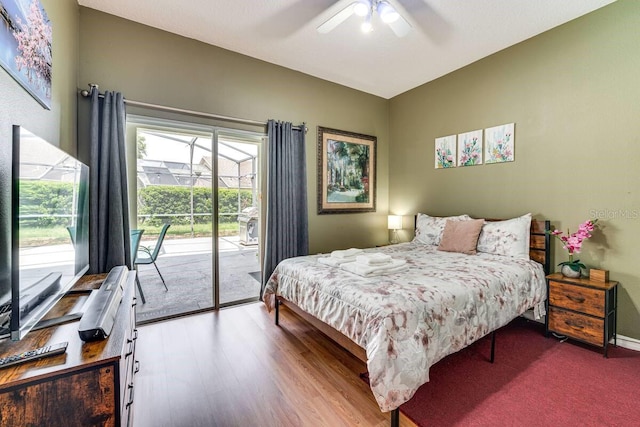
485 123 515 163
458 129 483 166
435 135 456 169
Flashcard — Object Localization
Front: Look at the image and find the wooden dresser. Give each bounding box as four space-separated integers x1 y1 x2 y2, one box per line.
0 271 138 426
546 272 618 357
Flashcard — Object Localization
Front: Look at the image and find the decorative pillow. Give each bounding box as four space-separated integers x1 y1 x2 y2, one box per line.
476 213 532 259
438 219 484 255
413 213 471 246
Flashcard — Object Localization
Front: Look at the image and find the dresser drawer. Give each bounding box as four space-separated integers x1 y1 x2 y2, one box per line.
548 307 604 346
548 280 604 317
123 379 135 427
120 294 138 424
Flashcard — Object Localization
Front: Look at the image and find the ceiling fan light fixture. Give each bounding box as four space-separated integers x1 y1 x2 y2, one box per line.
317 0 410 37
361 14 373 33
353 0 371 17
377 1 399 24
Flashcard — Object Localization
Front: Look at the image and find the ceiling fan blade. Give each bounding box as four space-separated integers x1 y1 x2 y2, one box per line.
317 2 357 34
388 13 411 37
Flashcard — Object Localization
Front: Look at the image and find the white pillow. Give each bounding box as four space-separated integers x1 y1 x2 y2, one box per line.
413 213 471 246
477 213 532 259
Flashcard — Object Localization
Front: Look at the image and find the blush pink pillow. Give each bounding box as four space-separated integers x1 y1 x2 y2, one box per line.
438 219 485 255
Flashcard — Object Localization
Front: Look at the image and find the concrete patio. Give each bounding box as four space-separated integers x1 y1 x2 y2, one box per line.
135 235 261 323
19 234 260 323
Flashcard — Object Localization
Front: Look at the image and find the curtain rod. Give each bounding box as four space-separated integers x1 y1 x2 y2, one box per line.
79 84 307 133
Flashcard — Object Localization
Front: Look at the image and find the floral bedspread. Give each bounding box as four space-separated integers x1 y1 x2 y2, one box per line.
262 242 547 412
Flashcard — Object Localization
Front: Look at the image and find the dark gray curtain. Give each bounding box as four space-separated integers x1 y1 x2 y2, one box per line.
261 120 308 297
88 87 131 274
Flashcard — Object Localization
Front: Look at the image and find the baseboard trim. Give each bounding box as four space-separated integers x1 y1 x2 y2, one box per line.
612 334 640 352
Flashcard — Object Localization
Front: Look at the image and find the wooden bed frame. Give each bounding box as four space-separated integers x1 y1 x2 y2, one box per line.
274 219 551 427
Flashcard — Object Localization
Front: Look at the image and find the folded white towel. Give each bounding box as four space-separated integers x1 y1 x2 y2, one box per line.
331 248 363 259
355 253 392 266
318 257 353 267
341 259 407 277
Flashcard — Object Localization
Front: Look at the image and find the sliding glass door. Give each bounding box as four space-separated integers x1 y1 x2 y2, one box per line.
216 130 263 306
127 117 264 322
131 122 215 323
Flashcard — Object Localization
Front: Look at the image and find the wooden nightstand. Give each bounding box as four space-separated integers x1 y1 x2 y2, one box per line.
545 273 618 357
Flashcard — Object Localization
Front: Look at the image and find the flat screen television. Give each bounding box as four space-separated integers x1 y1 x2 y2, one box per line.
0 126 90 340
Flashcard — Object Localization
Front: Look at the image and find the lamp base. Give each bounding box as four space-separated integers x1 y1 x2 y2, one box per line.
389 230 399 245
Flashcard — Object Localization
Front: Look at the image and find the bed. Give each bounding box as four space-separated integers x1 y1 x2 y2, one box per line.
263 214 550 426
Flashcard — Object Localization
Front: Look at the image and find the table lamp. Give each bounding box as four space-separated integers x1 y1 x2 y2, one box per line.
388 215 402 244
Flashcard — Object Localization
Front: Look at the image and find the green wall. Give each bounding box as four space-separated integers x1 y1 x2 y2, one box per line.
389 0 640 339
78 7 390 254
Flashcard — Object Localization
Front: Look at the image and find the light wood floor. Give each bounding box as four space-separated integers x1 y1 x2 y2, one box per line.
133 302 416 427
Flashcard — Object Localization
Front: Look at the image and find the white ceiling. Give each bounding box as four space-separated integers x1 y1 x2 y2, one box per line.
76 0 616 99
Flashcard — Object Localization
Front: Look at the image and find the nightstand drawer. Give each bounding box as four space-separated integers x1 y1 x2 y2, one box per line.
548 307 604 346
548 280 604 317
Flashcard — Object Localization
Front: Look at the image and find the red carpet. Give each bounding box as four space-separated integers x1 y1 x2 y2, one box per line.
399 318 640 426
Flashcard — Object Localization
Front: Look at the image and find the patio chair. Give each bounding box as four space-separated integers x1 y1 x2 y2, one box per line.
135 223 171 295
130 229 146 303
67 226 76 246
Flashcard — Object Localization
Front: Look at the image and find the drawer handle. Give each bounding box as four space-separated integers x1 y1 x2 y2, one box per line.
566 294 585 304
134 360 140 374
125 339 134 357
132 298 138 308
126 330 138 345
565 319 585 329
126 382 135 407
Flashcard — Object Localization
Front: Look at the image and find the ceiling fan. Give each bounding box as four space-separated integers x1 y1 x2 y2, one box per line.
317 0 412 37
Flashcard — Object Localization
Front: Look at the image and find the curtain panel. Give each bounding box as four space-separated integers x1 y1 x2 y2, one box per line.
261 120 309 297
88 88 131 274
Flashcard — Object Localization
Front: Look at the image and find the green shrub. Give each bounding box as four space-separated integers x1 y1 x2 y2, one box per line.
18 181 74 228
137 186 253 226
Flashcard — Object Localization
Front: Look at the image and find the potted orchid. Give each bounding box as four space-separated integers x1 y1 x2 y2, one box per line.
548 219 598 278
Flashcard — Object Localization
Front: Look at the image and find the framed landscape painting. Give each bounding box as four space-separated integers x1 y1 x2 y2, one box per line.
0 0 52 109
317 126 376 214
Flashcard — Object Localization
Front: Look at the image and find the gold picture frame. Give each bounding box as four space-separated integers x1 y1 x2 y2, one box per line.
317 126 376 214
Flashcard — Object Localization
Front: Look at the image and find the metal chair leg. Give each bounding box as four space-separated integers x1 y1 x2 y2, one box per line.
153 261 169 291
135 272 146 304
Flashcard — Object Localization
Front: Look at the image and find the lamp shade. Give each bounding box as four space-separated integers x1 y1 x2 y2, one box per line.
387 215 402 230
